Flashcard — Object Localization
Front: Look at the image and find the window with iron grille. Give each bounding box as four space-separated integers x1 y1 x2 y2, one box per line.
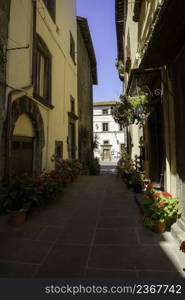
34 35 52 105
103 140 109 145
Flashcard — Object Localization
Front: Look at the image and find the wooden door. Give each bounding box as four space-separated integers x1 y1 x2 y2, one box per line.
103 149 110 161
11 136 34 175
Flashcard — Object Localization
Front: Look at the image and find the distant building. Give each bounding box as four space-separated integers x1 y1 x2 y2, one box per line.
93 101 125 162
77 16 97 169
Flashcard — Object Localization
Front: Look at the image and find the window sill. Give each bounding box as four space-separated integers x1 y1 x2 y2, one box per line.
68 111 78 120
33 94 54 110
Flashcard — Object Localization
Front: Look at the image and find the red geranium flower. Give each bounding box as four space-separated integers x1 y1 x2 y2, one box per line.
159 202 165 207
162 191 172 198
143 194 148 199
180 241 185 253
154 192 161 197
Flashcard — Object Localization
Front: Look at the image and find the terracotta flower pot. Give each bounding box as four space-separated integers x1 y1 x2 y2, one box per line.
10 210 27 225
153 220 166 233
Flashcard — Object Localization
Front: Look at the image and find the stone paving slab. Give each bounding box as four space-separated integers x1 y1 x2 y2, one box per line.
0 175 184 278
35 244 90 277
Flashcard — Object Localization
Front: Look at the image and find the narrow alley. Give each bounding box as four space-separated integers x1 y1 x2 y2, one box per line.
0 174 184 278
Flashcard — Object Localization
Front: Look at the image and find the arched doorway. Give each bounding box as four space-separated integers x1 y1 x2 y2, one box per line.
9 97 45 175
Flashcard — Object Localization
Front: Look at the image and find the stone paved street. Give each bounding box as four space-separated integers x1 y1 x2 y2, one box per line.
0 175 185 278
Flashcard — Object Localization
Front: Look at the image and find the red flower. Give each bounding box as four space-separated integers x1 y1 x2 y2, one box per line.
180 241 185 253
143 195 148 199
152 192 161 201
147 183 153 190
159 202 165 207
154 192 161 198
162 191 172 198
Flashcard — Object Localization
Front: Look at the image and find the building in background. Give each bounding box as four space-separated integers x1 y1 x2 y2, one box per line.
93 101 124 162
0 0 11 180
77 16 97 170
3 0 78 177
115 0 185 241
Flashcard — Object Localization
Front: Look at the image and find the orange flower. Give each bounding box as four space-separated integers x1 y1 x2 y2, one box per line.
159 202 165 207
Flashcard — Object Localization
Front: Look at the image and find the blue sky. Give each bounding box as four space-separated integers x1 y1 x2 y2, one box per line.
76 0 123 102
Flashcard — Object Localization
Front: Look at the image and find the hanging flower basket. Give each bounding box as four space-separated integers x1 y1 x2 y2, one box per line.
112 94 151 127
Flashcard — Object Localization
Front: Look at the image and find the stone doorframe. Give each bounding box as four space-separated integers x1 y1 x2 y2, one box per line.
9 96 45 174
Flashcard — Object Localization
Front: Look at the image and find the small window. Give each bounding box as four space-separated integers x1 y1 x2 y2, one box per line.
43 0 56 22
102 123 109 132
119 124 124 131
103 140 109 145
102 109 108 115
70 96 75 113
70 32 75 64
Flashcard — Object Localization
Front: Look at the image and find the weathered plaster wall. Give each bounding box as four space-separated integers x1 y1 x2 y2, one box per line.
6 0 78 173
77 25 93 166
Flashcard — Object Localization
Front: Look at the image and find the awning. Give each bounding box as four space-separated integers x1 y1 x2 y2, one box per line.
140 0 185 69
126 68 161 96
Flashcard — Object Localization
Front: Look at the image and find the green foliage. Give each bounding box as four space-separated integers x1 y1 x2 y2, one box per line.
92 134 99 150
1 159 82 212
112 94 151 127
89 157 101 175
141 184 182 227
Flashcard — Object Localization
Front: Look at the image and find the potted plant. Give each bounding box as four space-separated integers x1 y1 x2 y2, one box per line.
1 173 44 225
141 184 182 233
130 171 145 193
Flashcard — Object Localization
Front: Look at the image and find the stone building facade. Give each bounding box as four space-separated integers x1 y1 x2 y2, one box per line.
77 17 97 169
0 0 11 180
115 0 185 241
3 0 78 177
93 101 125 162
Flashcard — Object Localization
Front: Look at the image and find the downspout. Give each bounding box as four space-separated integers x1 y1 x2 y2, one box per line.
4 0 37 178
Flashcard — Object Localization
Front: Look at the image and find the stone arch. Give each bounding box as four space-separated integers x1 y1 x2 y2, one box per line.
10 96 45 173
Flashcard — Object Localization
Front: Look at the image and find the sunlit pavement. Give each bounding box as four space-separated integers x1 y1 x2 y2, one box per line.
100 161 117 175
0 175 184 278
